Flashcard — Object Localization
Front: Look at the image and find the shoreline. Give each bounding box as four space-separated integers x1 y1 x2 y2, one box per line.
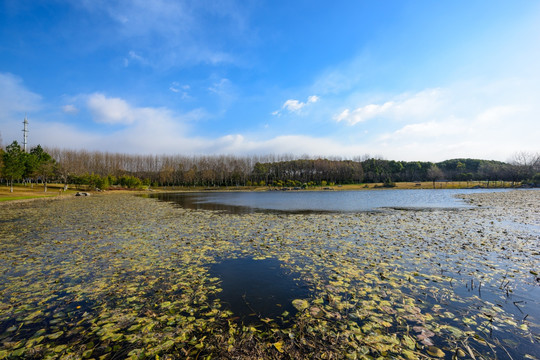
0 180 529 204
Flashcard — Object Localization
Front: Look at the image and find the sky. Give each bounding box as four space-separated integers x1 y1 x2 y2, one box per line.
1 0 539 162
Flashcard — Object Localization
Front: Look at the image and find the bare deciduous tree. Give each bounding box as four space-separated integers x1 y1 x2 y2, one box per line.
427 165 444 189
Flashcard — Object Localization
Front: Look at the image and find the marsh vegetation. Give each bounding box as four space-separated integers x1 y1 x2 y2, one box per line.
0 190 538 359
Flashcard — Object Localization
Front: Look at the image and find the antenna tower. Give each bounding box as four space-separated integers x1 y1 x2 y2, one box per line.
23 114 29 152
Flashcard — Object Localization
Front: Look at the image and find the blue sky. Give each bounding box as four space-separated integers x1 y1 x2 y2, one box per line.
1 1 539 161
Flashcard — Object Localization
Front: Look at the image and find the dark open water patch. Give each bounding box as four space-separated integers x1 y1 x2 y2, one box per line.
209 257 310 325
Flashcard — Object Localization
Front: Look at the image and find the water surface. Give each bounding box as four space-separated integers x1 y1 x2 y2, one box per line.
209 257 309 325
151 188 509 214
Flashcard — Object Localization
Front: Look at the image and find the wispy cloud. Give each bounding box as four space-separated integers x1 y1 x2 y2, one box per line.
207 78 237 111
0 73 42 142
273 95 319 116
169 82 191 99
334 89 443 125
311 55 370 95
208 78 232 95
76 1 249 68
62 104 79 114
123 50 150 67
0 73 42 119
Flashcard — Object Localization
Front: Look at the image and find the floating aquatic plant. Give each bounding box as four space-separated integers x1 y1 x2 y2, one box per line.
0 191 538 359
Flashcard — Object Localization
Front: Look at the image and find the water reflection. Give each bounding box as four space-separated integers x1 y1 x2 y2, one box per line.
209 257 309 325
148 189 509 214
152 192 256 214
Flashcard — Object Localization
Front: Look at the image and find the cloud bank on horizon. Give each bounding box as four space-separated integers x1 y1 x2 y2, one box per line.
0 1 539 162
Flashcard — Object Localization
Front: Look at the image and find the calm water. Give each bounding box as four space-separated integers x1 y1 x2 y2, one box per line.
151 188 509 214
209 257 309 325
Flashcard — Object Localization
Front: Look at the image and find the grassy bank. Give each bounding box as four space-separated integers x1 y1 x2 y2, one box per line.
0 184 77 202
337 180 518 190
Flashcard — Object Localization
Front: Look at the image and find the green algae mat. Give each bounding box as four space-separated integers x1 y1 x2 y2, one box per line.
0 191 539 359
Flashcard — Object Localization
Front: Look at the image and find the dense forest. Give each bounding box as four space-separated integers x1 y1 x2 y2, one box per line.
1 140 539 191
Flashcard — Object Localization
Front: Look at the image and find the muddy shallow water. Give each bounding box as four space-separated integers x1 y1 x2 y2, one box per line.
0 190 538 359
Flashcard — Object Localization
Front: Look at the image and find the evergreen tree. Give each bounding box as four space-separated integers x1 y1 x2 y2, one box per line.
30 145 56 192
24 150 39 187
2 141 26 192
0 148 4 179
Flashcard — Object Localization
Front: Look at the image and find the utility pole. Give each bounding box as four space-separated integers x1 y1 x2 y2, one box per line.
23 114 29 152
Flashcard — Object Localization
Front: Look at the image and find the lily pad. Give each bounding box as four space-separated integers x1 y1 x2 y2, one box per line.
292 299 309 311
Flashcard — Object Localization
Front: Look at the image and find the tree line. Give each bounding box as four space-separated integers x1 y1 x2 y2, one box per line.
1 140 539 190
0 141 55 192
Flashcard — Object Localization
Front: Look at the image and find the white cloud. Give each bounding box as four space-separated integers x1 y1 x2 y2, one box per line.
334 103 393 124
41 94 366 156
87 93 135 124
33 83 540 160
367 80 540 161
0 88 361 156
274 95 319 115
201 134 371 157
31 121 104 150
282 99 304 112
475 105 521 125
307 95 319 103
41 93 193 154
380 119 462 140
2 73 538 162
334 89 443 125
83 93 201 154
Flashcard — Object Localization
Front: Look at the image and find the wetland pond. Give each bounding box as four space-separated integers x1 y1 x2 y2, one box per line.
150 188 510 213
0 189 539 359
